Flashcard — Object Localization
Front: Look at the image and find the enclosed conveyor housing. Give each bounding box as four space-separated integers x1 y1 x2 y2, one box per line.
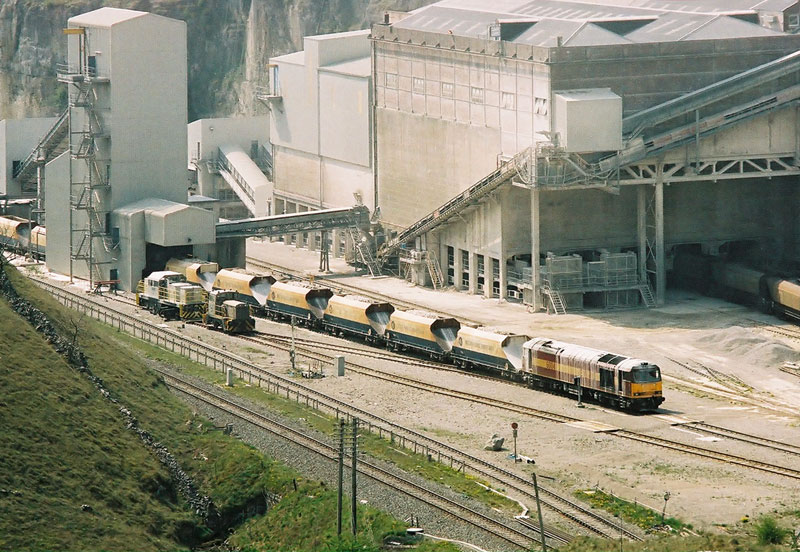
452 327 528 372
323 295 395 338
166 257 219 291
386 310 460 357
212 268 276 306
267 281 334 321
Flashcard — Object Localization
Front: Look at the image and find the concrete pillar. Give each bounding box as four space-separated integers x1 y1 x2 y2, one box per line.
332 229 341 258
484 257 494 298
283 201 294 245
499 256 508 300
655 169 665 306
530 189 542 310
296 205 308 247
308 231 317 252
468 251 479 295
454 248 463 291
637 185 647 283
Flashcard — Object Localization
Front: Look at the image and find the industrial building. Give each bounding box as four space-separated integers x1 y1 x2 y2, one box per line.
360 0 800 311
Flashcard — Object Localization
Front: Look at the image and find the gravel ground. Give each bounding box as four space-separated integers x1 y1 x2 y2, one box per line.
159 363 534 552
21 253 800 535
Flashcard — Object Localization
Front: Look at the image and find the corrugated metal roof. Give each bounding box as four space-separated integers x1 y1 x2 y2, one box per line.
393 5 525 38
69 7 148 28
511 0 660 20
626 12 782 41
513 19 633 45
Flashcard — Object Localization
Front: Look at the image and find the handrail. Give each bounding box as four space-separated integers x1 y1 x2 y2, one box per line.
12 108 70 179
217 148 256 204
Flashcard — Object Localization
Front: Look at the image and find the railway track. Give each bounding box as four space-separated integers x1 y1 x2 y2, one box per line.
239 333 800 482
667 357 749 393
684 422 800 457
30 276 642 541
155 368 546 550
32 276 800 534
245 256 484 326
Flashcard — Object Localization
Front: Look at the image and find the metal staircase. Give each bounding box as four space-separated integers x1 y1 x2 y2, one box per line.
542 282 567 315
376 147 533 264
347 227 382 277
12 108 70 192
426 250 445 290
59 58 115 289
638 283 656 308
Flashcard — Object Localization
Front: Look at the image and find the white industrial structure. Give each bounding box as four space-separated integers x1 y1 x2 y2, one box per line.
187 116 272 220
39 7 222 291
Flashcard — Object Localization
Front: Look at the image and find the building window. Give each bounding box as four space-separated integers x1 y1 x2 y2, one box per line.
412 77 425 94
501 92 515 109
385 73 398 88
442 82 454 98
471 87 484 103
789 13 800 28
461 249 470 289
534 97 548 115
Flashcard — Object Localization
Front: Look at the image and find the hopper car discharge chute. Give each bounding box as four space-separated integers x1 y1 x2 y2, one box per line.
451 327 527 374
0 215 34 251
323 295 395 341
522 338 663 411
266 281 334 324
385 310 460 359
212 268 276 308
166 257 219 291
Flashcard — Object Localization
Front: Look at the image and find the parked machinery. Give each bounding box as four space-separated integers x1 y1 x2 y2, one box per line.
266 281 334 325
165 257 219 290
384 310 460 359
451 327 527 374
322 295 395 341
135 271 206 321
212 268 276 309
204 289 255 334
522 338 664 411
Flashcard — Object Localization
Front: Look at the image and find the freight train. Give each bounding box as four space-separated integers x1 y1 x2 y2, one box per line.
672 251 800 322
160 258 665 411
0 215 45 257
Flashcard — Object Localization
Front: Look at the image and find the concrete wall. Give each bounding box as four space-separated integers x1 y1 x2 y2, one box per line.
376 109 499 229
0 117 59 196
319 71 370 167
146 206 215 247
43 152 72 278
112 208 146 292
549 35 800 116
107 14 188 208
270 56 317 156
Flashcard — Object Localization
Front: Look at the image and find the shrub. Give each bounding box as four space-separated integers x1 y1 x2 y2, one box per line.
755 516 787 545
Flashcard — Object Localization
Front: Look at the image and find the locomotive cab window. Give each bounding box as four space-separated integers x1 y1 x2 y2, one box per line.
632 366 661 383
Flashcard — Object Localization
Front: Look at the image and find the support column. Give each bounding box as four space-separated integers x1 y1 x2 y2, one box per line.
332 229 341 258
637 185 647 284
499 256 508 301
468 251 478 295
283 201 294 245
296 205 308 248
655 169 665 306
454 248 463 291
530 189 542 311
308 231 317 252
484 257 494 299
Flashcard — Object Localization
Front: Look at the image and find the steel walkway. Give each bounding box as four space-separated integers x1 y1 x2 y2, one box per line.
376 147 533 262
12 108 70 191
215 205 370 239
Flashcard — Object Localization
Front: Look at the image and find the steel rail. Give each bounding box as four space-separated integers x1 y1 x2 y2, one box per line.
156 369 544 550
31 277 633 541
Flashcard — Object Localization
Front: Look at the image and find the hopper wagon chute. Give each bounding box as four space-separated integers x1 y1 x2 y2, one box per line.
212 268 276 308
385 310 460 359
323 295 395 340
266 281 334 324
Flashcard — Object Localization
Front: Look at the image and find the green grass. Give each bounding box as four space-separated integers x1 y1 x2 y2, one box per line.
0 263 467 551
575 489 688 532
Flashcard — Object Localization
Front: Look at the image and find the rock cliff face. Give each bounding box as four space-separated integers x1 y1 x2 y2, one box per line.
0 0 429 122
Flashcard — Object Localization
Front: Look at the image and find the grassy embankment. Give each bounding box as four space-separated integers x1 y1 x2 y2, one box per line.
0 263 457 551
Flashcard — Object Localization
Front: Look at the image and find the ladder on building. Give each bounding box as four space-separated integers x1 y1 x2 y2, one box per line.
638 282 656 308
425 250 445 290
542 282 567 315
347 227 382 277
376 147 532 265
